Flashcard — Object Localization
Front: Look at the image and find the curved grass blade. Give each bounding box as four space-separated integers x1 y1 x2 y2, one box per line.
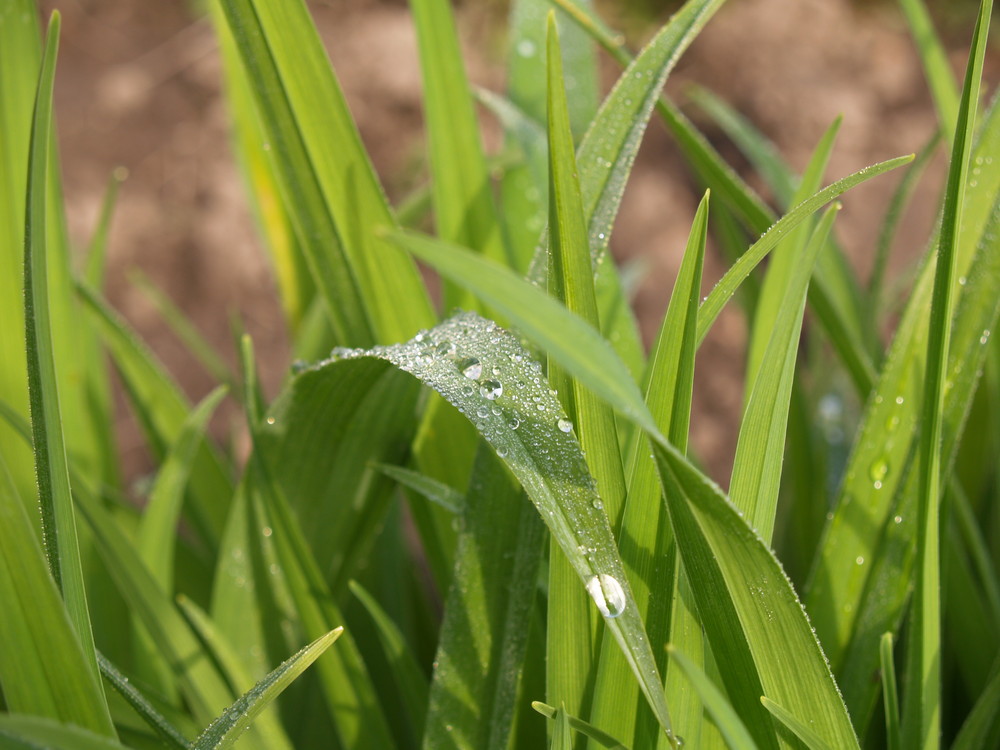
544 14 629 725
349 581 429 743
375 463 464 514
666 645 758 750
0 716 133 750
421 446 545 750
760 697 833 750
22 15 111 727
531 702 628 750
388 230 657 437
215 0 435 345
879 633 901 750
653 440 860 750
903 2 993 746
410 0 508 289
696 155 913 344
729 204 840 542
0 455 116 735
318 312 674 743
76 281 233 552
950 667 1000 750
191 628 341 750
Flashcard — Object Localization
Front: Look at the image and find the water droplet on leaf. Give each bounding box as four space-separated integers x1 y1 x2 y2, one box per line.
586 574 626 618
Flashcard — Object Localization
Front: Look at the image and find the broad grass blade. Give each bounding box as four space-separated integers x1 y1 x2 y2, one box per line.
729 204 839 542
191 628 341 750
903 2 993 746
421 447 545 750
21 16 110 726
0 456 116 735
653 440 860 750
215 0 435 345
0 716 133 750
321 312 674 743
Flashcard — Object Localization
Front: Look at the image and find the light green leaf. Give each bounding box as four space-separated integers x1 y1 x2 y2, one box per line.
0 716 133 750
192 628 341 750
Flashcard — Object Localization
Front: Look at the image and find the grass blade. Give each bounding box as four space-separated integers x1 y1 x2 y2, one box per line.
880 633 901 750
729 204 839 542
903 2 993 746
0 716 133 750
192 628 341 750
759 697 834 750
950 667 1000 750
531 702 629 750
653 440 860 750
666 645 759 750
21 15 112 729
899 0 961 143
375 464 464 514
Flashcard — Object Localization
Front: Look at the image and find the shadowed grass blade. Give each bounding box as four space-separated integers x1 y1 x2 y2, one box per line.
880 633 901 750
531 702 628 750
0 716 133 750
192 628 341 750
903 2 993 746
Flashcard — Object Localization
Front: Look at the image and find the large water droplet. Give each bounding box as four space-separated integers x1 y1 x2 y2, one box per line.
436 340 456 358
459 357 482 379
557 418 573 433
480 380 503 400
586 574 626 618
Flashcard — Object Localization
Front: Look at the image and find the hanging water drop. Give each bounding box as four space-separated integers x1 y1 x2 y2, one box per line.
586 574 626 618
480 380 503 400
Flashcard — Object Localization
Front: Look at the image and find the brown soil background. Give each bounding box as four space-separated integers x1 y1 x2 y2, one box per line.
43 0 996 483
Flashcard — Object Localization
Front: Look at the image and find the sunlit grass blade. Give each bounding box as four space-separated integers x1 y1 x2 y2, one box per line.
77 281 233 552
0 716 133 750
375 463 464 514
903 2 993 746
729 204 840 542
0 455 117 735
320 312 674 744
696 154 913 343
214 0 435 345
666 644 758 750
388 230 657 436
653 440 860 750
21 15 112 730
178 597 295 750
96 652 191 750
191 628 341 750
759 697 833 750
531 702 628 750
545 13 629 727
899 0 961 144
410 0 508 295
349 581 429 743
422 447 545 750
880 633 901 750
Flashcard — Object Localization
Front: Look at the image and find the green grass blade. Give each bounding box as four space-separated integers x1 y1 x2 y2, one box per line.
899 0 961 144
880 633 901 750
903 2 992 746
215 0 434 345
421 447 545 750
388 230 658 437
77 281 233 552
138 386 229 591
83 169 124 289
323 312 674 744
545 14 630 728
531 702 629 750
0 0 43 515
729 204 840 542
410 0 508 288
696 155 913 343
0 716 133 750
653 440 860 750
0 455 116 735
759 697 834 750
375 464 464 514
950 667 1000 750
349 581 429 743
96 652 191 750
191 628 341 750
21 15 111 727
666 645 759 750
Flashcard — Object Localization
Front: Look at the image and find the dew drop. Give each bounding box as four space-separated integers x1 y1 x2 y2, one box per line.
507 416 520 430
894 395 904 405
290 359 307 374
480 380 503 400
436 340 456 358
266 416 276 425
586 573 626 618
497 446 508 458
894 515 903 524
981 329 991 345
557 417 573 433
459 357 482 379
856 556 865 566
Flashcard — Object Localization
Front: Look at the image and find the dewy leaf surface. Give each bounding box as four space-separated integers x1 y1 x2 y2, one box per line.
313 312 672 741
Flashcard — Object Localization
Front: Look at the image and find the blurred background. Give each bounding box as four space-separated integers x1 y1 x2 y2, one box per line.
40 0 996 482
